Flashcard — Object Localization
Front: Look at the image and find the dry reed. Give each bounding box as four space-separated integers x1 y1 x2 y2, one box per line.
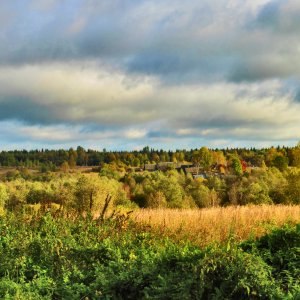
132 205 300 246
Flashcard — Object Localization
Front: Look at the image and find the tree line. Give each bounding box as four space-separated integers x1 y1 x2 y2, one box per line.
1 143 300 172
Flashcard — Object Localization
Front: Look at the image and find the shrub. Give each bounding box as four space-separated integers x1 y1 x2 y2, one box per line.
242 224 300 293
0 213 298 299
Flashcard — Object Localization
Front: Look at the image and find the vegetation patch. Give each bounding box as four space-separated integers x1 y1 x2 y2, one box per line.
0 213 298 299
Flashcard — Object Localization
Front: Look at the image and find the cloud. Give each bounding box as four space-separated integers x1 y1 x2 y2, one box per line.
0 0 264 81
1 0 300 149
229 0 300 82
253 0 300 33
0 62 300 149
0 63 158 126
293 86 300 102
254 0 283 30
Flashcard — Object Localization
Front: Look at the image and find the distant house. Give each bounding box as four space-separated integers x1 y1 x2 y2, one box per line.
211 163 227 174
185 163 227 179
157 162 180 171
143 161 227 179
184 167 200 176
194 173 207 179
127 166 143 172
144 164 157 171
176 163 193 171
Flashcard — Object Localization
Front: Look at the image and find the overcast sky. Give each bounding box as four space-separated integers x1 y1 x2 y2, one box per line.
1 0 300 150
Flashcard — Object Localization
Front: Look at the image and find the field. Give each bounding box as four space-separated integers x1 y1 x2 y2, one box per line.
133 205 300 246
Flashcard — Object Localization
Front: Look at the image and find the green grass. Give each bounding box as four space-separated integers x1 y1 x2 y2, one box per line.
0 213 298 299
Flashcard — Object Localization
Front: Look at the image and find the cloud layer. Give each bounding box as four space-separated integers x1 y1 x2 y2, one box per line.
0 0 300 149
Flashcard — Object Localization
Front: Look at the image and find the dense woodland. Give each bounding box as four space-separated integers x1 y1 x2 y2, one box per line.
0 144 300 215
1 144 300 170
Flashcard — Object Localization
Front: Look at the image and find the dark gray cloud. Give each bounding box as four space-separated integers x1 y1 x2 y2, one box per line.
251 0 300 33
229 57 299 83
0 0 242 82
294 88 300 102
254 0 283 30
2 0 299 84
0 96 55 124
1 0 299 84
228 0 300 82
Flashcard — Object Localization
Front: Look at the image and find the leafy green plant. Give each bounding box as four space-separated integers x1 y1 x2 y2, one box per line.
0 212 298 299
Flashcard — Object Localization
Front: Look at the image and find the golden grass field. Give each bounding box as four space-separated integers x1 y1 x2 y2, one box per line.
132 205 300 246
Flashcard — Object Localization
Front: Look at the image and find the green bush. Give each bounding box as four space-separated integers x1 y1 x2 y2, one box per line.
242 224 300 294
0 213 298 299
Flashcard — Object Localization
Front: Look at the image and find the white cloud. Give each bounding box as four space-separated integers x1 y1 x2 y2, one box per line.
124 129 148 139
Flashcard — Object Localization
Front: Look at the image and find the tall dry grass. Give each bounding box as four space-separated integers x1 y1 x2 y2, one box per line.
132 205 300 246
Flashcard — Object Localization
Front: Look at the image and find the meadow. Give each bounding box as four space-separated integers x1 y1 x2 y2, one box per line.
133 205 300 246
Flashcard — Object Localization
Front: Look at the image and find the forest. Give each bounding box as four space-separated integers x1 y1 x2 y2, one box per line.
1 144 299 171
1 144 300 211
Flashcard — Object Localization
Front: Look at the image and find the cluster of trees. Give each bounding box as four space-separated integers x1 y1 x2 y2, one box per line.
0 174 133 216
0 144 300 212
0 163 299 215
121 167 300 208
1 143 300 172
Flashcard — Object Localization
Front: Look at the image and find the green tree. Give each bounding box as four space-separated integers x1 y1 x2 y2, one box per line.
132 157 140 167
189 183 219 208
199 147 213 170
52 179 76 212
192 150 201 174
151 153 160 163
99 164 121 180
74 176 103 215
265 147 279 166
26 182 54 210
291 142 300 167
230 155 243 176
273 155 288 172
284 169 300 204
68 155 77 169
68 148 78 169
178 151 185 162
0 183 8 214
192 147 213 172
77 146 88 166
6 179 29 211
212 151 227 166
145 191 167 208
